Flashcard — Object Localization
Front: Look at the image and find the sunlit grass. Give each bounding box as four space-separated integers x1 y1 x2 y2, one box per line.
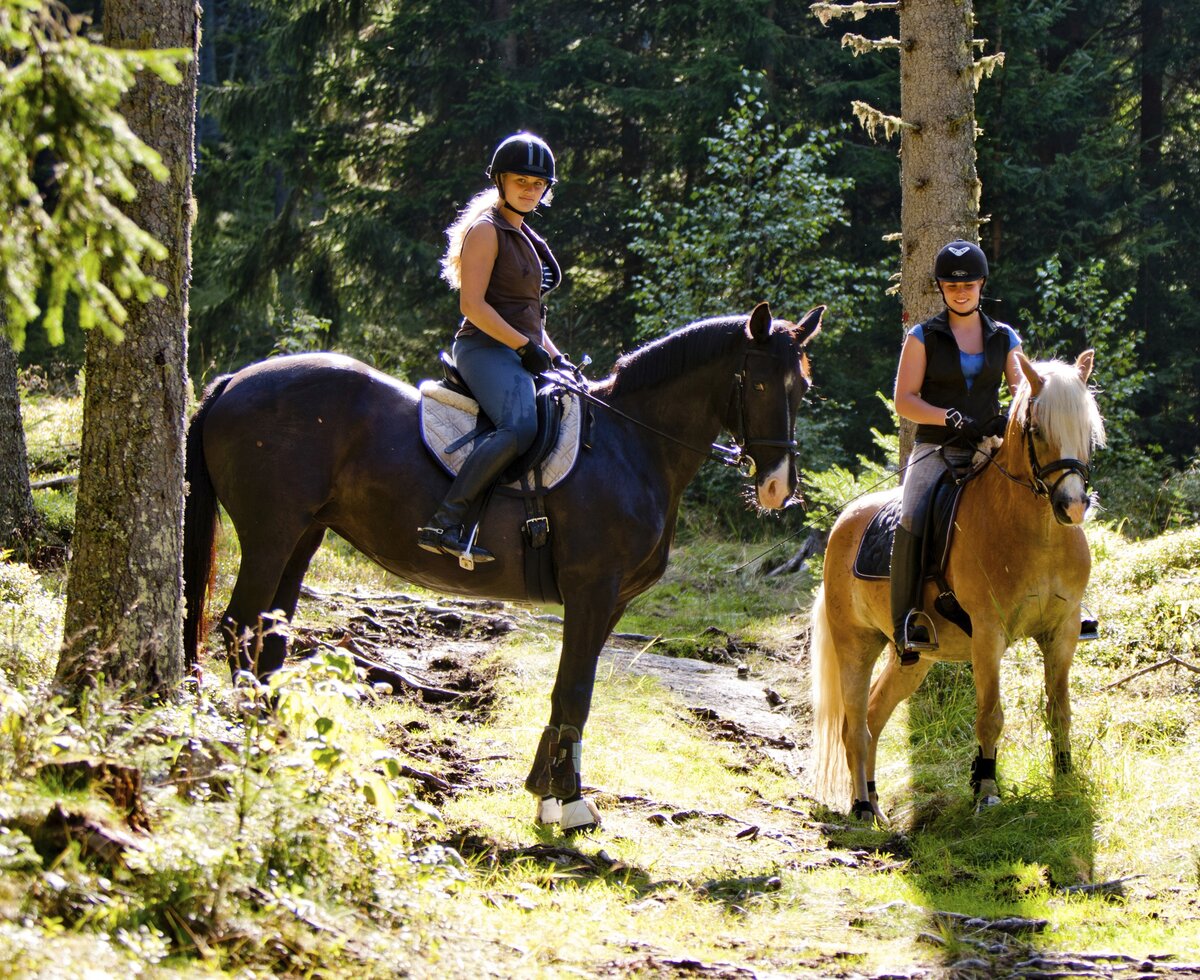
4 387 1200 975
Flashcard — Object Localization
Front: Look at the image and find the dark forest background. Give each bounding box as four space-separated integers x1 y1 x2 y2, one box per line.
21 0 1200 505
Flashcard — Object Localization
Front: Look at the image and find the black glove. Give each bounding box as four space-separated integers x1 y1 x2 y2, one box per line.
983 413 1008 438
517 342 553 375
944 408 984 442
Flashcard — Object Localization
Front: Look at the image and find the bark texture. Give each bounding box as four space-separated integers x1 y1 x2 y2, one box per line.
0 333 40 550
897 0 980 466
58 0 199 695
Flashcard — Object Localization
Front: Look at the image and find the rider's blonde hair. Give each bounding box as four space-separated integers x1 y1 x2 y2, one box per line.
439 183 554 290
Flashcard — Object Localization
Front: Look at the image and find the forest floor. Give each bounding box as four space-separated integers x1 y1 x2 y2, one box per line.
270 576 1200 980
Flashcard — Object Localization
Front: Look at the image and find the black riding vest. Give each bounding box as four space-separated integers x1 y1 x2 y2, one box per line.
914 310 1013 445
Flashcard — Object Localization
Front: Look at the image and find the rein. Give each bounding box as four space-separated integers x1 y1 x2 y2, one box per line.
545 343 796 474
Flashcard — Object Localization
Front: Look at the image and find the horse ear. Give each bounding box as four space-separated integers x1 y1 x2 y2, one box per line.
1017 350 1045 396
747 302 772 342
794 305 825 347
1075 349 1095 382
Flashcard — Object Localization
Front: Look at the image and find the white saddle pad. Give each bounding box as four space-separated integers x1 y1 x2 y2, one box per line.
418 381 582 490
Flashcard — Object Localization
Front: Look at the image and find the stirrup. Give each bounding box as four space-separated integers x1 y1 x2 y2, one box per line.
1079 605 1099 642
899 609 937 664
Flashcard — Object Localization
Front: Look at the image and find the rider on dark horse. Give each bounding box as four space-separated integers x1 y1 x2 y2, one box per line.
890 240 1023 665
416 132 568 563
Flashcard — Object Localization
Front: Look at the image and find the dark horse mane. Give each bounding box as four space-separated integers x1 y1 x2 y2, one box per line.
603 315 751 396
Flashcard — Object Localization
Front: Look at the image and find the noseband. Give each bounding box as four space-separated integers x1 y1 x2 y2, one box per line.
1026 424 1090 499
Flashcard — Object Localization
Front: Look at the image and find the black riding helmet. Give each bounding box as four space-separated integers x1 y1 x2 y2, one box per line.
935 239 989 281
487 133 555 216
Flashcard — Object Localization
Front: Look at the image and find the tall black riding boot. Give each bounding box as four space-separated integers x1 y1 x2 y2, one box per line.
417 430 517 563
890 525 937 665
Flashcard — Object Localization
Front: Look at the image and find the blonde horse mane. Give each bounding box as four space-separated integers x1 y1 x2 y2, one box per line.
1013 356 1107 459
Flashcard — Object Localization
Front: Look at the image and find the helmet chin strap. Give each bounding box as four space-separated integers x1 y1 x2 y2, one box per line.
939 280 986 317
497 178 540 217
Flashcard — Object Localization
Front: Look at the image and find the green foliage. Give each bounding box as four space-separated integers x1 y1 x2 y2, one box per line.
0 1 189 348
628 72 868 339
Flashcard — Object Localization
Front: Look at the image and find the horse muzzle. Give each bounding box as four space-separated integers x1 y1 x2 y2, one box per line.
1051 479 1092 525
755 454 797 510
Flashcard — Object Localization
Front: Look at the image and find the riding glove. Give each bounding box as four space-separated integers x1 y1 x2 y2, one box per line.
944 408 985 443
983 413 1008 438
517 342 553 375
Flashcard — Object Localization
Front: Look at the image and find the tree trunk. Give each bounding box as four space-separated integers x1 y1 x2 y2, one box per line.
57 0 199 697
0 331 41 552
897 0 980 469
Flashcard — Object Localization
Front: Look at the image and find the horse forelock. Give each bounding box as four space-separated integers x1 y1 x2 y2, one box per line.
1023 359 1107 459
608 315 749 395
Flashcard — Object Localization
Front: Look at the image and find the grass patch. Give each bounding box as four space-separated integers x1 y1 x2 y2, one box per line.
2 389 1199 975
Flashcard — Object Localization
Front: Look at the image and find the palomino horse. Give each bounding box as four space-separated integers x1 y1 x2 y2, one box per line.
810 350 1104 821
185 302 823 831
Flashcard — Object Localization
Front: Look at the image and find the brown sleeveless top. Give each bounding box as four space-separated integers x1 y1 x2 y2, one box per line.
455 207 562 345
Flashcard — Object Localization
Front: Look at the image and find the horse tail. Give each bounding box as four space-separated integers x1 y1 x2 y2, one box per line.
809 586 852 808
183 374 233 673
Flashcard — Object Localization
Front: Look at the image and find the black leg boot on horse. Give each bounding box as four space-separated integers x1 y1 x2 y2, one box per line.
890 525 938 666
417 429 518 563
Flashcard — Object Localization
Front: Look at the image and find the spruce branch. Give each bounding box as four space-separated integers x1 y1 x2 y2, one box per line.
810 2 900 28
841 34 900 57
851 100 911 142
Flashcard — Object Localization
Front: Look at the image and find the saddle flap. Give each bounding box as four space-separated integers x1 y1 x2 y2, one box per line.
852 476 966 582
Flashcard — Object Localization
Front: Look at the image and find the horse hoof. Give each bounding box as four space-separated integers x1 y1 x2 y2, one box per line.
975 794 1001 813
560 797 601 834
535 796 562 825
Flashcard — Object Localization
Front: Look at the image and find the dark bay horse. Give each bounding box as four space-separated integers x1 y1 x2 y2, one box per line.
810 351 1105 822
185 302 823 831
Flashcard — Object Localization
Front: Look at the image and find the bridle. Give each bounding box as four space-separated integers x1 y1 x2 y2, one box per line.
987 399 1091 501
546 340 803 476
719 345 803 477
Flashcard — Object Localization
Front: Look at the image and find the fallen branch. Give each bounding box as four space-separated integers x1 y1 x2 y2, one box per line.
1057 873 1145 896
30 474 77 490
1103 655 1200 690
398 764 453 794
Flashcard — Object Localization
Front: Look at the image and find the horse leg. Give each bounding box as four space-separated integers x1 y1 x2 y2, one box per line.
1037 627 1077 776
220 522 318 677
525 588 624 833
970 635 1006 810
865 655 934 820
838 649 882 823
266 526 327 663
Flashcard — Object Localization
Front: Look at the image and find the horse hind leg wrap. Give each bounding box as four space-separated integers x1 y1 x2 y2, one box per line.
535 796 563 825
